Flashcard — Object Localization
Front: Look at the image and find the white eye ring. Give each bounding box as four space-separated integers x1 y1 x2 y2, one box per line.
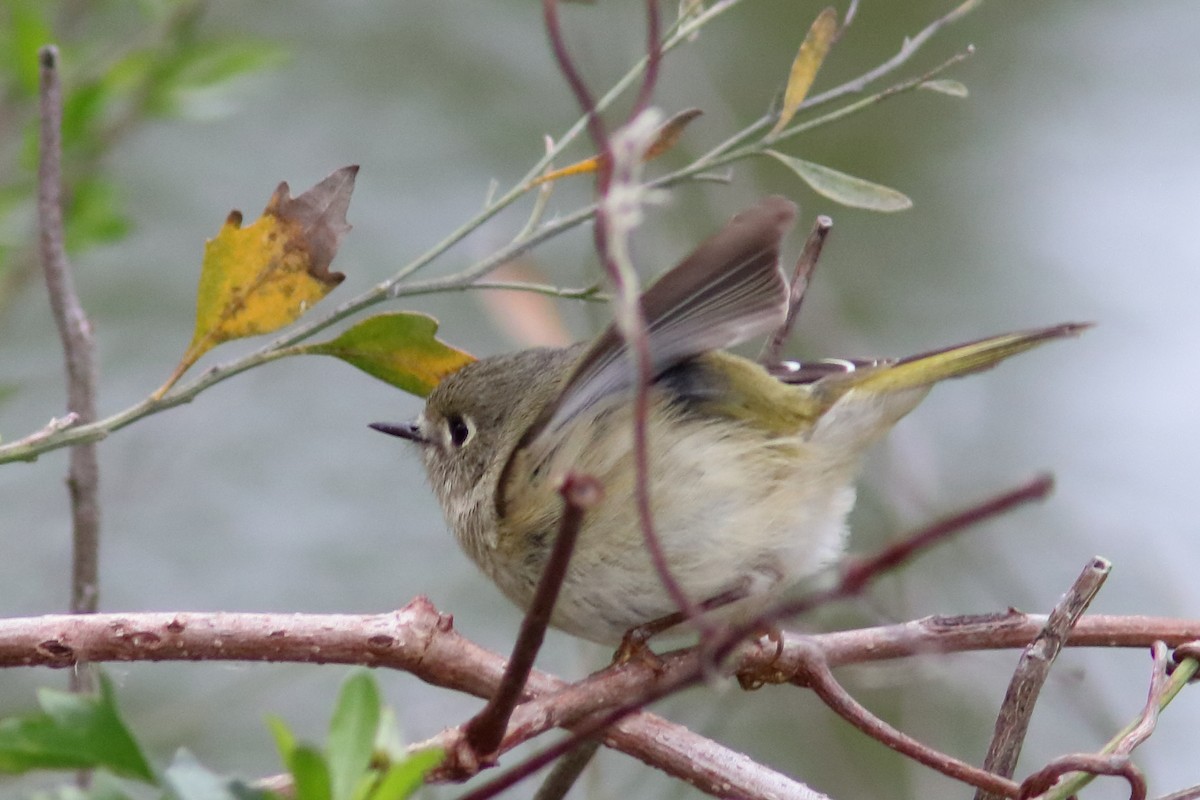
445 414 474 448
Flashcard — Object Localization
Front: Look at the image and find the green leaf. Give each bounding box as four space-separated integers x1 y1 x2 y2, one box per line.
368 750 442 800
163 749 273 800
766 150 912 212
299 313 475 398
289 746 332 800
919 79 969 98
265 716 296 765
0 673 154 781
327 672 380 800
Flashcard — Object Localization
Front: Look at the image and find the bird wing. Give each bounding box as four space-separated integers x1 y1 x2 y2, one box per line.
494 196 797 515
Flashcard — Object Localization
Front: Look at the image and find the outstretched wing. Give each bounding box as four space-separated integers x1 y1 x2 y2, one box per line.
495 196 798 516
542 195 797 441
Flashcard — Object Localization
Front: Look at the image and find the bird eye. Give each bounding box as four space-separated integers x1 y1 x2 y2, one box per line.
446 415 472 448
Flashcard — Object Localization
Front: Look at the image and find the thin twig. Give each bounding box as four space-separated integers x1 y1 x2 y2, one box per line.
456 668 709 800
721 474 1055 647
1119 642 1171 754
789 637 1020 797
468 280 605 301
1156 785 1200 800
1018 753 1146 800
543 0 710 640
38 45 101 694
0 1 984 468
1040 643 1181 800
771 46 976 147
801 0 980 111
758 215 832 365
532 737 601 800
975 556 1111 800
463 475 601 758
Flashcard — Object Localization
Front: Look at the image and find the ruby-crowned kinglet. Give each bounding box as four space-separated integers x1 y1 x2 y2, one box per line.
372 197 1085 644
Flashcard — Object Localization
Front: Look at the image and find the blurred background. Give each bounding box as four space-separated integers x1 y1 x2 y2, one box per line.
1 1 1198 798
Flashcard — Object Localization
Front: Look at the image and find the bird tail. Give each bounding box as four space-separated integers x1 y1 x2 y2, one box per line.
835 322 1091 396
803 322 1090 449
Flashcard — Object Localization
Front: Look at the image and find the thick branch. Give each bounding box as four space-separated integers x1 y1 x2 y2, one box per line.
0 601 810 799
3 607 1199 790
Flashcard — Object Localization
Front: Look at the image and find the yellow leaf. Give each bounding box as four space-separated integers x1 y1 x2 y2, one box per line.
299 312 475 398
769 7 838 138
156 166 357 397
530 108 702 186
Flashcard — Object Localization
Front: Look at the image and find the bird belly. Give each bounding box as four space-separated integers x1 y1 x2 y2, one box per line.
496 406 859 644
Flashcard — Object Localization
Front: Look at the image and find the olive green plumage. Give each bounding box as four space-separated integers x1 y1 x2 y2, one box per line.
376 197 1086 643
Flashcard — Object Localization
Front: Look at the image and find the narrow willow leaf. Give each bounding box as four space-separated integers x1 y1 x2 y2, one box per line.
919 79 969 98
299 312 475 398
769 7 838 137
766 150 912 212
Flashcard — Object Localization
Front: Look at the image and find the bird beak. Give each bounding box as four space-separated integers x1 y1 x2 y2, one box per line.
369 421 427 444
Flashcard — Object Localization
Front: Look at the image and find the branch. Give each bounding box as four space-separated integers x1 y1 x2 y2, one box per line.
0 0 984 468
38 45 102 690
543 0 708 639
0 601 817 800
463 475 600 760
801 0 980 111
1038 642 1193 800
759 215 832 365
975 556 1111 800
788 638 1019 796
732 474 1055 636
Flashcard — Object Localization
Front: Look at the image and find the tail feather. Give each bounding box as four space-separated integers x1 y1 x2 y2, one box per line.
798 322 1090 450
817 322 1091 399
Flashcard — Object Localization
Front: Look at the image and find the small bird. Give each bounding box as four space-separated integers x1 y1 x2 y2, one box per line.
372 197 1086 645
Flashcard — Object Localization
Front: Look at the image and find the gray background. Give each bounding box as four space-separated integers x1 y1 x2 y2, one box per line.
2 2 1198 798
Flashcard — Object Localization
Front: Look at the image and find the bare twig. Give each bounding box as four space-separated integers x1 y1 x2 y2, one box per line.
1120 642 1171 754
468 280 604 301
1039 643 1182 800
463 475 601 760
975 556 1111 800
723 474 1056 644
788 637 1020 797
801 0 980 111
38 45 101 693
0 2 986 469
758 215 832 365
1018 753 1146 800
532 737 602 800
456 667 712 800
542 0 710 639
